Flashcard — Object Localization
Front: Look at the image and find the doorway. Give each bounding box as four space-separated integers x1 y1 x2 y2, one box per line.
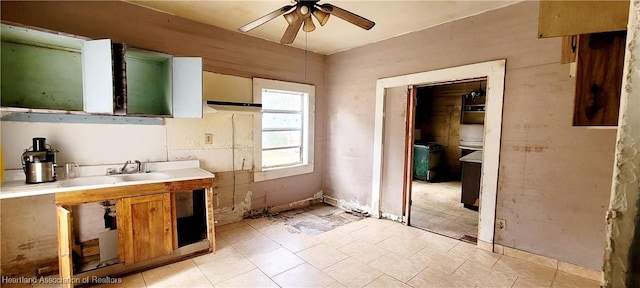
409 80 486 242
372 60 506 248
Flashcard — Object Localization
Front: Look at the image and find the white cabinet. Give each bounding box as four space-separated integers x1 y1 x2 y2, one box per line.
81 39 204 118
173 58 203 118
82 39 114 114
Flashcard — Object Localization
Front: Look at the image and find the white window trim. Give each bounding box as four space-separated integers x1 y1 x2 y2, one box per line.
253 78 315 182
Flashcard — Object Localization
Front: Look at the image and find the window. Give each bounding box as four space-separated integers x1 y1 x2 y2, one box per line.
253 78 314 182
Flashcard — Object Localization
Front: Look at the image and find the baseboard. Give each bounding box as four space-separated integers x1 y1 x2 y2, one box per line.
503 246 558 270
322 195 371 217
558 261 603 282
269 193 323 214
497 245 602 282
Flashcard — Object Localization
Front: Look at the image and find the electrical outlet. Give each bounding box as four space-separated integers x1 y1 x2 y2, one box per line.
205 133 213 144
496 218 506 230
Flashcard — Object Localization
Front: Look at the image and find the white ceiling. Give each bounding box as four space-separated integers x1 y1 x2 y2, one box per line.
129 0 521 55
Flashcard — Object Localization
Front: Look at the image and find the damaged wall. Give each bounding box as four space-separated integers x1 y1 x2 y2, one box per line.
324 1 616 270
603 0 640 287
165 113 255 224
0 0 326 272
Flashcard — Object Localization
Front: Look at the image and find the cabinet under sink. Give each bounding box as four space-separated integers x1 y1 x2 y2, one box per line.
55 177 215 287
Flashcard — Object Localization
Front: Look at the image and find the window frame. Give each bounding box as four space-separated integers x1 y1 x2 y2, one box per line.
253 78 314 182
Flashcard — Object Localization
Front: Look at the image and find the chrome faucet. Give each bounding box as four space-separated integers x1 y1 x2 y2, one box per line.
134 160 142 173
120 160 132 174
105 160 143 175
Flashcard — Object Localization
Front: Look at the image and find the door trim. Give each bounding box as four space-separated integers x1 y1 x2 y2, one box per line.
371 60 506 245
402 86 417 224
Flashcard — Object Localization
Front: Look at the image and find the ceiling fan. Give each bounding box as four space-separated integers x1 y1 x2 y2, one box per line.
238 0 375 44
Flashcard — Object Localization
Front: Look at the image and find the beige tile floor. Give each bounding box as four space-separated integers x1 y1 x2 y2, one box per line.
410 181 479 240
88 203 600 288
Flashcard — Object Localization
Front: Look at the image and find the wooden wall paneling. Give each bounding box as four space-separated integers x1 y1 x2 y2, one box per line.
538 0 629 38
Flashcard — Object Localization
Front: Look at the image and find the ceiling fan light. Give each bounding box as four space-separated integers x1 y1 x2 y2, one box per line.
312 9 330 26
283 10 298 25
303 17 316 32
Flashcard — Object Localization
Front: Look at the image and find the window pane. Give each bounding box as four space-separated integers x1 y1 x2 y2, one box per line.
263 113 302 130
262 90 302 111
262 148 301 168
262 131 301 149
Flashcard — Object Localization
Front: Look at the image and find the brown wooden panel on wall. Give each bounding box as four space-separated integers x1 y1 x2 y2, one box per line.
538 0 629 38
573 31 626 126
561 35 578 64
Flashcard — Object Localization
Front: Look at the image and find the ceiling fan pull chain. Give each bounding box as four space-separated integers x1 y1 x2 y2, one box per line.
305 31 308 81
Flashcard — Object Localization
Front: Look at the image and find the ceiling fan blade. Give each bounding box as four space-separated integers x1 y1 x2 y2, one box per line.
239 5 295 33
281 14 304 44
318 3 375 30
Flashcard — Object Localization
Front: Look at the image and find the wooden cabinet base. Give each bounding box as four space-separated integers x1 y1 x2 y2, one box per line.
55 180 215 287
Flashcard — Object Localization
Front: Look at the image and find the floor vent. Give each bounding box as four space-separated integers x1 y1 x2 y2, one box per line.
460 235 478 244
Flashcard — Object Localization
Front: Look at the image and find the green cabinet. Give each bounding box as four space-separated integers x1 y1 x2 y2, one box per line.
83 39 203 118
1 25 84 111
1 24 203 119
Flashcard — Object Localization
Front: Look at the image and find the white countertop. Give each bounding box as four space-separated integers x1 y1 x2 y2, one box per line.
460 150 483 164
0 160 214 199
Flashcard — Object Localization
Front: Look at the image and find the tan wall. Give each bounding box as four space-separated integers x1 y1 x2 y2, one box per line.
324 1 616 270
0 0 326 271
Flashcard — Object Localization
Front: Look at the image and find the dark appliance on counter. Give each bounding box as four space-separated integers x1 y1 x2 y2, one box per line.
21 137 58 184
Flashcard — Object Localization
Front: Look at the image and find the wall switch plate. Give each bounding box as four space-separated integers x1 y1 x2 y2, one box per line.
205 133 213 144
497 218 506 230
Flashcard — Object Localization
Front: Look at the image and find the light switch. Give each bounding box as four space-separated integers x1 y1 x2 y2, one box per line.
205 133 213 144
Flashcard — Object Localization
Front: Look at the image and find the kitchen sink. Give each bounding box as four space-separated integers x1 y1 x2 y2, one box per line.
113 172 171 182
62 176 124 187
61 172 171 187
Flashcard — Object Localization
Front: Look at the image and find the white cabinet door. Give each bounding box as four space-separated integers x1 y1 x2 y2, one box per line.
82 39 114 114
172 57 203 118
